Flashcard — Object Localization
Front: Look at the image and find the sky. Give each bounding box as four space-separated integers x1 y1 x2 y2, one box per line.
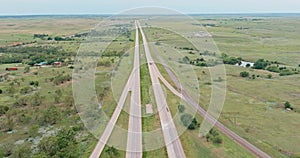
0 0 300 15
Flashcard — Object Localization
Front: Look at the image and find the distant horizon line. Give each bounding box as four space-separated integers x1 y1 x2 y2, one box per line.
0 12 300 17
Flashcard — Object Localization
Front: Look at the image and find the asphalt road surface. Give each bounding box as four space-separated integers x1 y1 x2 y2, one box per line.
144 27 271 158
126 21 143 158
137 21 186 158
89 21 141 158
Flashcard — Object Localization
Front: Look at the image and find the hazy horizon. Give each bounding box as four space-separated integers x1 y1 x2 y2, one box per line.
0 0 300 15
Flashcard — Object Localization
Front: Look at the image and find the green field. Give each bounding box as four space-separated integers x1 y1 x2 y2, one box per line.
0 15 299 158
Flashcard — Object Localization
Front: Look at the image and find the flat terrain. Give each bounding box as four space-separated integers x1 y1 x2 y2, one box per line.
0 15 299 158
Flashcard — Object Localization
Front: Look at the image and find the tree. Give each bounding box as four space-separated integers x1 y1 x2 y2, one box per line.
253 59 269 69
182 56 190 64
205 134 210 142
105 146 119 158
284 101 291 109
180 114 198 130
178 105 185 113
212 135 223 144
34 81 39 87
267 74 272 79
30 81 39 87
240 71 249 77
37 128 79 157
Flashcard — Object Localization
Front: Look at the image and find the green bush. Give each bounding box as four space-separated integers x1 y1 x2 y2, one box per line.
240 71 249 77
279 69 294 76
178 105 185 113
180 113 198 130
253 59 269 69
266 66 280 73
284 101 292 109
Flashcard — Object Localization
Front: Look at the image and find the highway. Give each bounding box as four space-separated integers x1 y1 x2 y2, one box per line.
89 68 133 158
126 21 143 158
144 27 272 158
89 21 141 158
90 19 271 158
137 21 186 158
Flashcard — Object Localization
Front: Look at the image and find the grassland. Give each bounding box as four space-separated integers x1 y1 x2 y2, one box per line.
0 15 299 158
143 16 300 157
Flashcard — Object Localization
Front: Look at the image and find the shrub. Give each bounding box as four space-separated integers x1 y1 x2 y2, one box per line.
0 106 9 116
178 105 185 113
253 59 269 69
221 53 242 65
212 136 223 144
180 114 198 130
279 69 294 76
284 101 291 109
266 66 280 73
267 74 272 79
240 71 249 77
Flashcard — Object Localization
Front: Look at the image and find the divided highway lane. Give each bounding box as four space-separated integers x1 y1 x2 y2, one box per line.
145 29 271 158
89 22 141 158
137 21 186 158
126 21 143 158
89 71 133 158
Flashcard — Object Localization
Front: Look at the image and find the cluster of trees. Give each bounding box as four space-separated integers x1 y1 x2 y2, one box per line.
221 53 242 65
205 128 223 144
264 64 298 76
178 105 199 130
0 55 23 64
105 146 119 157
34 128 80 157
54 36 75 41
50 74 72 85
0 45 71 65
180 114 199 130
33 34 48 39
253 59 270 69
177 47 195 51
182 56 218 67
74 32 89 37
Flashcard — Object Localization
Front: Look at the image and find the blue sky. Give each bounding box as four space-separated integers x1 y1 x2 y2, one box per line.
0 0 300 15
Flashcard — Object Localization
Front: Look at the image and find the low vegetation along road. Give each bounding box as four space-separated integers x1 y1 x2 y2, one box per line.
138 21 186 158
90 20 271 158
144 23 272 158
